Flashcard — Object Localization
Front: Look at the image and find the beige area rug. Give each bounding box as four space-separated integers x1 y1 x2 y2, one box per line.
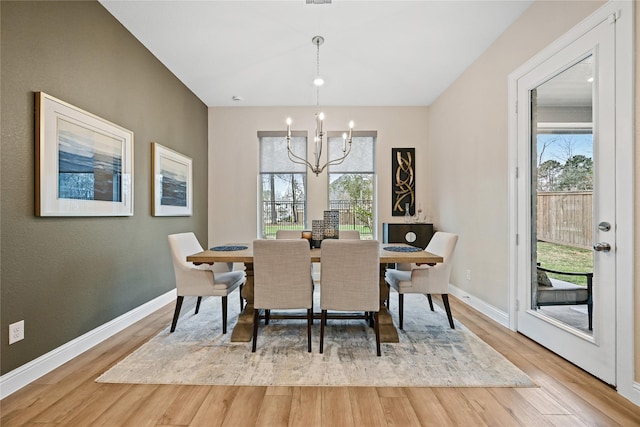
96 291 534 387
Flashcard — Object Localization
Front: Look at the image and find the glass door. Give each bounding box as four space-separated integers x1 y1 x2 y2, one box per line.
516 17 616 385
531 56 595 336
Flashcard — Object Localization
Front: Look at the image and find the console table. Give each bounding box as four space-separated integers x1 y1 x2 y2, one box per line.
382 223 434 249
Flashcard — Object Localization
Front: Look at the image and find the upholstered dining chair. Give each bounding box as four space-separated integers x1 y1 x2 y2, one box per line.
252 239 314 352
339 230 361 239
385 232 459 329
168 232 245 334
275 229 302 239
319 239 381 356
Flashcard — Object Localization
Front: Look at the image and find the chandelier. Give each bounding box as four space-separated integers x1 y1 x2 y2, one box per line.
286 35 354 176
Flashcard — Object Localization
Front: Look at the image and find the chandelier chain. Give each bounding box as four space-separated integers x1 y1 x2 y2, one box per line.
315 37 321 111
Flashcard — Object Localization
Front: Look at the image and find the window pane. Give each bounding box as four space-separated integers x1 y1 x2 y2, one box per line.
329 173 374 239
260 173 306 238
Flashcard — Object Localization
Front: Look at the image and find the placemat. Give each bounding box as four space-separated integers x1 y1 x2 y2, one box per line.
210 245 248 251
384 246 423 252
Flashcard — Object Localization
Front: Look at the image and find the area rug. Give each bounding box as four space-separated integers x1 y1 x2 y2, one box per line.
96 292 534 387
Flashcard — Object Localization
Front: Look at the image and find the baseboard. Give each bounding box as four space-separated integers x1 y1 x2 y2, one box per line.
447 285 640 407
0 289 176 399
618 380 640 407
448 284 509 328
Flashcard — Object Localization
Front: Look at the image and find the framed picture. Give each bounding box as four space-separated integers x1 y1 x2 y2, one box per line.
36 92 134 216
392 147 415 216
151 142 192 216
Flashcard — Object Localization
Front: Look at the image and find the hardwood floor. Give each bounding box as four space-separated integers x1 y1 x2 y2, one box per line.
2 296 640 426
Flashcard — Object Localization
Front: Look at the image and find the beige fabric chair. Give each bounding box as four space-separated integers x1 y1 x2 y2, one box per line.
275 229 302 239
168 232 245 334
385 232 459 329
319 239 381 356
339 230 361 239
252 239 314 352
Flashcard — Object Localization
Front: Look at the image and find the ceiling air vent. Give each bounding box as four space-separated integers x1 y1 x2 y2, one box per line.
306 0 332 4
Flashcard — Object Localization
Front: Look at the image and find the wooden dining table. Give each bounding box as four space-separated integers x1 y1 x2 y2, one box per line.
187 242 443 343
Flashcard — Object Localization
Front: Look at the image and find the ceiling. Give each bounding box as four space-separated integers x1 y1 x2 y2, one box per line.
100 0 533 107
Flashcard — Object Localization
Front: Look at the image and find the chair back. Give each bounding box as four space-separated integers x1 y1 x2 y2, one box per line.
275 230 302 239
411 232 458 293
253 239 313 310
320 239 380 312
168 232 204 270
339 230 361 239
168 232 213 295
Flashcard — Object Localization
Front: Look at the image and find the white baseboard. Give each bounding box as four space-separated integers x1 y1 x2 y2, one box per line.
0 289 176 399
448 284 510 328
629 382 640 406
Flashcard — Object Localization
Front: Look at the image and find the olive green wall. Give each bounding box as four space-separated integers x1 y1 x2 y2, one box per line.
0 1 208 375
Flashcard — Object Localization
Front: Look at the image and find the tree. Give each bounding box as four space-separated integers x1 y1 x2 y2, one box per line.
537 159 562 191
557 154 593 191
281 174 305 223
262 173 305 225
329 174 372 201
329 174 373 231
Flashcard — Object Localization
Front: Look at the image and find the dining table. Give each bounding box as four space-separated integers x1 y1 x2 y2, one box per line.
187 241 443 343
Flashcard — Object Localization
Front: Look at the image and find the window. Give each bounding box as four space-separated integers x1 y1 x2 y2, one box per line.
258 131 307 239
328 132 376 239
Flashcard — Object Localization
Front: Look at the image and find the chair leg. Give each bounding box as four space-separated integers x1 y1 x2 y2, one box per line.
307 308 312 353
222 296 228 334
252 309 260 352
239 284 244 311
426 294 434 311
442 294 455 329
195 296 202 314
320 309 327 354
587 301 593 331
265 309 270 325
170 296 184 333
398 293 404 330
374 311 381 357
310 288 314 325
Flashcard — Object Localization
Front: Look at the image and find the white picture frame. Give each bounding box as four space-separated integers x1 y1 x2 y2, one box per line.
36 92 134 216
151 142 192 216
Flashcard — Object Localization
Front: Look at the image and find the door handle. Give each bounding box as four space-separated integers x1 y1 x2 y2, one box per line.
593 242 611 252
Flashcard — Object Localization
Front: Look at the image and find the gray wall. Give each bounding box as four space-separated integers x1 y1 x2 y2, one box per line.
1 1 208 374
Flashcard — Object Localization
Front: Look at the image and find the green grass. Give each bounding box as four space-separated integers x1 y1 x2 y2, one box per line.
536 241 593 286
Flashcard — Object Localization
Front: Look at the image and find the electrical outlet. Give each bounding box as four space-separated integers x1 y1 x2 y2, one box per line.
466 269 472 281
9 320 24 345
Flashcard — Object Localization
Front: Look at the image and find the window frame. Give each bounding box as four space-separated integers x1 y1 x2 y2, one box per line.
258 131 308 239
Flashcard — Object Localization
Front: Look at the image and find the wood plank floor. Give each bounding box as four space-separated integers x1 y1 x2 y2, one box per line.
2 295 640 426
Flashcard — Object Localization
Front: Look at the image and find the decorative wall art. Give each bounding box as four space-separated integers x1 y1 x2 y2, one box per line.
151 142 192 216
35 92 134 216
392 148 415 216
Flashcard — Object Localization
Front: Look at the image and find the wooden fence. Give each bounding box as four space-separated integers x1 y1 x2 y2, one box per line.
537 192 592 249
